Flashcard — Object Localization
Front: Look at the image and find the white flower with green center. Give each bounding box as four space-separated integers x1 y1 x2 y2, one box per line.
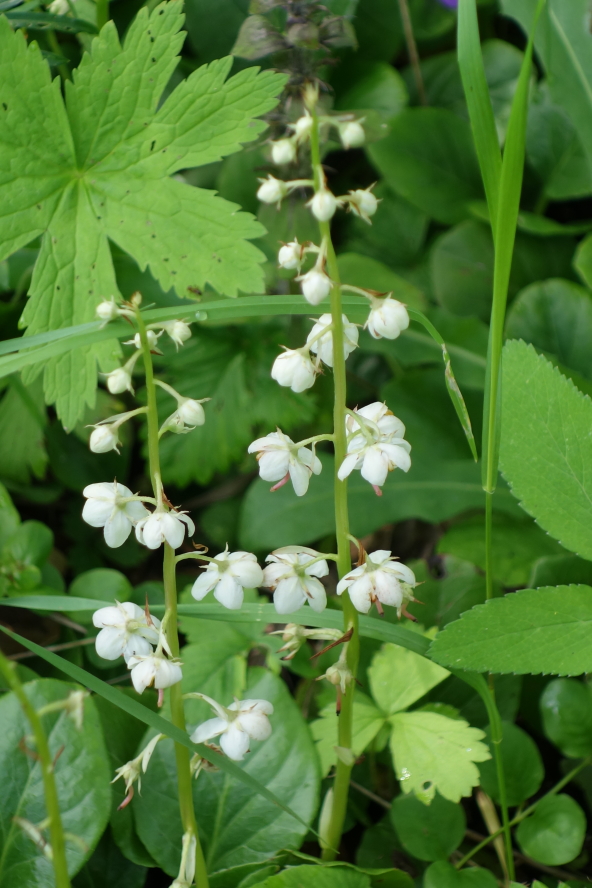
337 549 417 616
82 481 149 547
135 507 195 550
190 694 273 761
263 548 329 614
191 547 263 610
127 652 183 694
92 600 161 662
248 430 322 496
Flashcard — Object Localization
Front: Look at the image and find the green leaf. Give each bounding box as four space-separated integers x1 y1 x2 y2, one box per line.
501 0 592 183
342 185 428 269
5 10 98 33
437 514 564 587
0 678 111 885
516 794 586 865
406 558 489 630
540 678 592 758
336 61 408 121
368 643 449 715
424 861 498 888
390 792 465 861
0 480 20 543
310 693 386 777
337 253 425 308
529 554 592 588
66 568 132 622
0 376 47 484
575 233 592 291
134 668 320 877
506 279 592 382
72 828 147 888
477 721 543 805
352 0 402 62
259 867 370 888
429 585 592 676
368 108 483 225
388 711 490 802
500 340 592 559
184 0 249 62
0 3 284 426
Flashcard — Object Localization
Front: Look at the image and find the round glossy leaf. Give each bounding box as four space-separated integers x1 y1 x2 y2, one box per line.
390 791 465 861
540 678 592 757
516 794 586 865
67 568 132 623
477 722 543 806
259 866 370 887
424 860 498 888
0 679 111 886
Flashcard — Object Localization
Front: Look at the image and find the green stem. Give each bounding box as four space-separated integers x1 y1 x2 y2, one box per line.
0 653 70 887
136 308 209 887
485 492 494 600
310 101 358 862
95 0 110 29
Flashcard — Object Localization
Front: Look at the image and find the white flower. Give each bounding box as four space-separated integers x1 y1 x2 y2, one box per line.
339 120 365 149
257 175 288 206
127 652 183 694
338 439 411 487
191 694 273 761
366 295 409 340
159 320 192 349
177 398 205 427
278 239 305 271
337 550 417 615
135 508 195 550
93 601 161 661
290 112 313 142
126 330 159 350
89 423 121 454
248 430 322 496
271 348 317 393
82 481 149 547
307 313 358 367
308 189 338 222
271 139 296 165
48 0 69 13
298 268 332 305
346 402 406 439
105 366 133 395
263 549 329 613
96 298 120 322
191 547 263 610
348 187 379 224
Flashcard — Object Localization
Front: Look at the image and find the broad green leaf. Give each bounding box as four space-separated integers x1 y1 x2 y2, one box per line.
310 693 386 777
516 794 586 866
342 185 428 269
437 514 564 587
501 0 592 181
500 340 592 559
540 678 592 758
477 721 543 805
409 0 455 42
0 679 111 885
390 792 465 861
0 480 20 543
337 253 425 308
575 233 592 291
368 643 449 715
67 568 132 623
336 61 407 121
184 0 248 62
134 668 320 877
239 454 519 553
429 672 521 729
388 710 490 802
368 109 483 225
406 557 490 630
0 376 47 484
352 0 402 61
0 3 284 426
72 828 147 888
429 585 592 676
5 10 97 33
506 279 592 381
529 554 592 588
424 861 498 888
259 866 370 888
177 631 248 726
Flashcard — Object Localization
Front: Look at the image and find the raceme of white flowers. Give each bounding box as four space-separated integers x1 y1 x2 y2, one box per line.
190 694 274 761
337 550 418 617
339 401 412 492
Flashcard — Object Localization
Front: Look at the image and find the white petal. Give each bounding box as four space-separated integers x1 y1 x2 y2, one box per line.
95 627 127 660
238 711 272 741
83 482 117 500
273 577 306 614
302 577 327 612
361 448 389 486
303 557 329 578
234 698 274 715
191 569 220 600
220 724 251 761
129 659 156 693
258 449 290 482
348 577 374 613
375 571 403 608
161 514 185 550
124 500 150 523
381 442 411 473
337 453 359 481
390 562 416 585
122 634 154 662
191 717 228 744
82 499 113 528
104 509 132 548
229 559 263 588
141 515 164 549
289 459 311 496
92 605 125 629
154 659 183 688
214 574 244 610
179 513 195 537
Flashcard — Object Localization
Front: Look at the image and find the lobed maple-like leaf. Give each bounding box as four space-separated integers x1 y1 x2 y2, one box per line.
0 2 285 428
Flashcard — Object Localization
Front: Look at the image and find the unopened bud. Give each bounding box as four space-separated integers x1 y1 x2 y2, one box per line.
178 398 206 427
308 189 338 222
106 366 133 395
298 268 332 305
96 298 120 322
271 139 296 165
292 112 313 141
339 120 365 149
278 240 304 271
347 187 379 224
257 175 288 206
89 424 120 454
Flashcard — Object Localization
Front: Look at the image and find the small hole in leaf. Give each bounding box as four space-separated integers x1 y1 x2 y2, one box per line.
56 285 60 290
150 36 155 43
150 140 156 152
151 57 156 63
2 103 7 111
422 781 432 791
36 204 41 210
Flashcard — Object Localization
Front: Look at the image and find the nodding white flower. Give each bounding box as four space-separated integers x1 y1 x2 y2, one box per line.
48 0 69 13
278 239 305 271
366 295 409 340
308 189 338 222
307 313 359 367
96 298 120 322
290 111 313 142
191 547 263 610
339 119 366 149
337 550 417 616
263 549 329 613
191 694 273 761
271 348 317 393
126 330 159 350
177 398 206 427
338 439 411 488
89 423 121 454
347 187 379 224
158 320 192 349
105 366 133 395
298 268 332 306
257 175 288 206
320 648 354 694
127 652 183 694
135 508 195 550
92 600 161 661
82 481 149 547
346 402 406 440
271 138 296 165
248 430 322 496
270 623 343 660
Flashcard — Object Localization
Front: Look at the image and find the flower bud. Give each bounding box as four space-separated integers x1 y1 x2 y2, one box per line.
257 176 288 205
106 366 132 395
366 295 410 340
299 269 332 305
162 320 192 349
308 189 337 222
278 240 304 271
271 139 296 165
292 112 313 142
339 120 365 149
271 349 316 393
178 398 205 427
96 298 120 322
348 187 379 223
90 424 120 454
